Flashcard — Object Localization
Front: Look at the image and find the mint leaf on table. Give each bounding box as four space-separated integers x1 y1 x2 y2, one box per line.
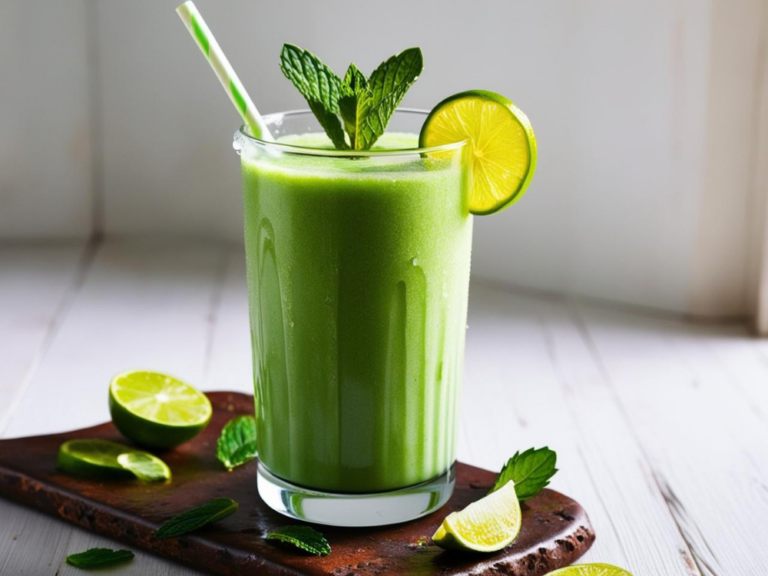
280 43 348 150
280 44 423 150
217 415 257 471
154 497 238 539
354 47 423 150
491 447 558 501
65 548 134 569
265 525 331 556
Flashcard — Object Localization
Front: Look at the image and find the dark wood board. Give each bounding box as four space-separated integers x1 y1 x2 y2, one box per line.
0 392 594 575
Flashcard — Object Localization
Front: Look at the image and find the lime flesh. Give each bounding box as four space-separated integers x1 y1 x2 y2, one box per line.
432 480 522 552
420 90 537 215
109 370 212 449
547 564 634 576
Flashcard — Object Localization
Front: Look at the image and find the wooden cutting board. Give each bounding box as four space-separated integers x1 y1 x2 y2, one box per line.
0 392 594 575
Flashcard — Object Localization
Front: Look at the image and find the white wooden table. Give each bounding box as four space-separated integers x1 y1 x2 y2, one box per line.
1 241 766 575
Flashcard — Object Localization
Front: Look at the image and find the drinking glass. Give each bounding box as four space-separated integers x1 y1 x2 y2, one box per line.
233 110 472 526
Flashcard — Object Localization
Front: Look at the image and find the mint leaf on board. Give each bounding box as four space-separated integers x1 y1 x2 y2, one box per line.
116 452 171 482
491 447 558 501
154 497 238 539
217 415 257 471
265 525 331 556
280 43 348 149
355 47 423 150
65 548 134 569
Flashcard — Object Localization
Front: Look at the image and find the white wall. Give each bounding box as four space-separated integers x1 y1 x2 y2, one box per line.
0 0 94 239
1 0 766 318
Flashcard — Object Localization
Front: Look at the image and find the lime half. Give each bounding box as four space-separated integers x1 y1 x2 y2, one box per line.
432 480 522 552
109 370 212 449
547 564 634 576
420 90 537 215
58 439 170 481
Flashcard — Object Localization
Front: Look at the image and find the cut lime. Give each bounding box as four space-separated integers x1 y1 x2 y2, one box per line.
58 439 170 482
420 90 537 215
432 480 521 552
109 370 212 449
117 452 171 481
547 564 634 576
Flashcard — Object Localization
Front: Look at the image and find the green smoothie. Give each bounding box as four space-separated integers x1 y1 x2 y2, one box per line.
240 132 472 493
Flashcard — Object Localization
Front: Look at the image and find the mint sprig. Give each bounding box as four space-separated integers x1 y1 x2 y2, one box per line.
217 415 257 471
266 525 331 556
154 497 238 539
280 44 423 150
280 44 347 149
65 548 134 569
491 447 558 501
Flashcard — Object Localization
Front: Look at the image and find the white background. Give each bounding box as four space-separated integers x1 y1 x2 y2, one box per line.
1 0 767 318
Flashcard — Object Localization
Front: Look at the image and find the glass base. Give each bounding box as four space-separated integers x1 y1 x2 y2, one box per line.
257 462 456 527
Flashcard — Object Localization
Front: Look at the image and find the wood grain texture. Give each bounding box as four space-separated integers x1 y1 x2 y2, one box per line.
0 392 594 576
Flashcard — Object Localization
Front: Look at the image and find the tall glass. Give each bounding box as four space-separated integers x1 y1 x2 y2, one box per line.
233 110 472 526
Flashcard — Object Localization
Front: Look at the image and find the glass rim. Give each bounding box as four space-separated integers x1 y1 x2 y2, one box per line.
236 108 467 157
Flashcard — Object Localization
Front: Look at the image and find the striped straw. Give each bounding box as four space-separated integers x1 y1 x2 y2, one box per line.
176 1 272 140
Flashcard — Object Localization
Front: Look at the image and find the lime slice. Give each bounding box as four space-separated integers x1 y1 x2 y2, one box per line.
432 480 521 552
420 90 537 215
117 452 171 481
58 439 170 482
109 370 212 449
547 564 634 576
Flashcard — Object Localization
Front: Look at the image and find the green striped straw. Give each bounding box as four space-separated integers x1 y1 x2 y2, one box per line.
176 1 272 140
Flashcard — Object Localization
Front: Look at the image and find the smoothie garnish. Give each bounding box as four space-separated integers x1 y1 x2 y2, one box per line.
154 497 239 539
265 525 332 557
280 44 423 150
65 548 135 570
217 415 258 471
491 446 557 500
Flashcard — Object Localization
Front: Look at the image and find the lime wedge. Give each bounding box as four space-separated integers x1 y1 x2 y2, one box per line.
547 564 634 576
58 439 170 481
109 370 212 449
420 90 537 215
117 452 171 481
432 480 521 552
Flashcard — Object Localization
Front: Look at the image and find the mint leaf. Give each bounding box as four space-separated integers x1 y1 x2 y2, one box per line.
355 47 423 150
154 497 238 539
65 548 134 569
116 452 171 482
491 447 558 501
280 44 348 149
217 415 257 471
266 525 331 556
338 64 369 149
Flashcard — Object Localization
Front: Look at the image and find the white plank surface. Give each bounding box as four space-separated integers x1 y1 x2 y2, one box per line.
3 242 768 574
0 243 88 432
